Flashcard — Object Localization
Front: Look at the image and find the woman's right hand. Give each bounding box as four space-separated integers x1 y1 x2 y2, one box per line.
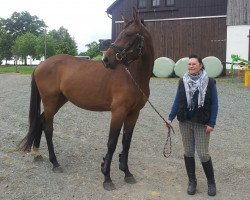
165 119 172 128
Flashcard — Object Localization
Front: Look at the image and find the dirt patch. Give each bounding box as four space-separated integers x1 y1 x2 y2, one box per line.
0 74 250 200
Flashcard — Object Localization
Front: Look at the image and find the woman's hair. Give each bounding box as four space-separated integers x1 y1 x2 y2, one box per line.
189 54 204 69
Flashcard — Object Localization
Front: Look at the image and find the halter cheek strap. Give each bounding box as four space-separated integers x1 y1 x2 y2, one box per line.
109 28 144 66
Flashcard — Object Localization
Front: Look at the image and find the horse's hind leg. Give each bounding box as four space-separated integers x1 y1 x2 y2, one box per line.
119 111 139 184
32 96 67 164
32 112 45 161
43 95 67 172
43 111 62 172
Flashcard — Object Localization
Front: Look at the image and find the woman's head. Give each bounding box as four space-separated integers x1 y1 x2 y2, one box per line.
188 54 204 74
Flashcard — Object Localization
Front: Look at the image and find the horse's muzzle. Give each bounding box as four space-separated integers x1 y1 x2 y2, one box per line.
102 56 117 70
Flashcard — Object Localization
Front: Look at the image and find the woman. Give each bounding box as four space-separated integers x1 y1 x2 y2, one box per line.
167 54 218 196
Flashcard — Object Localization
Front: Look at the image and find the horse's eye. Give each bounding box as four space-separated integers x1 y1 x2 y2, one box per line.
125 33 134 38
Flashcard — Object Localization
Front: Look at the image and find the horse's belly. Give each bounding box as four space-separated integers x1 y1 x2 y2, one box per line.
65 92 111 111
73 101 111 111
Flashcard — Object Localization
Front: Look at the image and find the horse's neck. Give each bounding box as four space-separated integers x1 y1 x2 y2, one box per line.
128 35 154 88
129 53 154 87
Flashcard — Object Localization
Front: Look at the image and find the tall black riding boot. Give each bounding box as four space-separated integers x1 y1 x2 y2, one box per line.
184 155 197 195
202 158 216 196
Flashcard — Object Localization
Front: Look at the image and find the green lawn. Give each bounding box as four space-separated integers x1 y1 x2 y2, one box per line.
0 66 35 74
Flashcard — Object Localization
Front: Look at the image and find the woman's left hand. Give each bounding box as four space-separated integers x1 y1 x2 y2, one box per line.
205 125 214 133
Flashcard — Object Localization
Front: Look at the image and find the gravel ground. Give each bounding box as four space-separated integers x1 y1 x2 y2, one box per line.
0 73 250 200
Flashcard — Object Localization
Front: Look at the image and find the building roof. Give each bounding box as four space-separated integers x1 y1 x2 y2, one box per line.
106 0 121 14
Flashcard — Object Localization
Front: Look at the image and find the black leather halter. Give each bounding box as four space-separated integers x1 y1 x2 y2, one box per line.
109 24 144 66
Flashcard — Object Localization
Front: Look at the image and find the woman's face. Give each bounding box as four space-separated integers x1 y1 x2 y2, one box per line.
188 58 203 74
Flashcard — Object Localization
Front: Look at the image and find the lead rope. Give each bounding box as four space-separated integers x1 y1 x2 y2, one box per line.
125 67 175 158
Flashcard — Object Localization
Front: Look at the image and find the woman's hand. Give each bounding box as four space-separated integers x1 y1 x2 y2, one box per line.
205 125 214 133
165 119 172 128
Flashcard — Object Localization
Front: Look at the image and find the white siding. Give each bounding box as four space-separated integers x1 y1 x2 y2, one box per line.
227 0 250 26
226 25 250 69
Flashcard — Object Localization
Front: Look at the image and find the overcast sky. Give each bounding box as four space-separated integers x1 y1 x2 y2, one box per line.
0 0 115 53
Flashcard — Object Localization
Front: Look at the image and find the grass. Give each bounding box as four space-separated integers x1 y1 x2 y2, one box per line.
0 65 35 74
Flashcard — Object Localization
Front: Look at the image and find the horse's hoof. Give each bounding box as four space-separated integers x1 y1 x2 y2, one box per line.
103 181 116 191
124 175 136 184
53 166 63 173
33 155 44 162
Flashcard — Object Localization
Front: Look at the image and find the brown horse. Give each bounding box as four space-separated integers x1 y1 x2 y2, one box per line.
18 9 154 190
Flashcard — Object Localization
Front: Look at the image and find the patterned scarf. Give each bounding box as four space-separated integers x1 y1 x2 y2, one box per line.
183 70 209 110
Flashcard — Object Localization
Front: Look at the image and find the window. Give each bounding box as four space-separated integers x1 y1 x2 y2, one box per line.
152 0 160 7
166 0 175 6
138 0 146 8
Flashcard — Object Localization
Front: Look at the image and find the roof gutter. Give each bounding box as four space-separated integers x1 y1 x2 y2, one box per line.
115 15 227 23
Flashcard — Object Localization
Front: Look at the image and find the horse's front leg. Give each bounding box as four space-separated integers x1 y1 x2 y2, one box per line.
101 110 125 190
119 111 139 184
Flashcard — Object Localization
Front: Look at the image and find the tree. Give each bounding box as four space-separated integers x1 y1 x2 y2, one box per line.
1 13 78 62
4 11 47 39
49 27 77 56
1 12 47 63
81 41 102 59
0 18 13 64
35 33 55 59
0 30 13 64
12 32 37 65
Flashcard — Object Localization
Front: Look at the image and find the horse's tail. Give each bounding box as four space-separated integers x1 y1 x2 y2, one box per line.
18 72 42 151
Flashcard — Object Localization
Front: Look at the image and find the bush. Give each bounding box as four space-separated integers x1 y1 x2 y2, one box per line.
92 55 103 61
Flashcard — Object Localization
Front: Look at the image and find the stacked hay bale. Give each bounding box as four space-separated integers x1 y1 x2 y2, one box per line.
153 57 175 78
202 56 223 78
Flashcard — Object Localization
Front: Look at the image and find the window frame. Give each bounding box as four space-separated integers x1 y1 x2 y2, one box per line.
138 0 147 9
165 0 175 7
152 0 160 7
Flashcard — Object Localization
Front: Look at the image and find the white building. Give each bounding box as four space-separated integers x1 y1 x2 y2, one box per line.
226 0 250 69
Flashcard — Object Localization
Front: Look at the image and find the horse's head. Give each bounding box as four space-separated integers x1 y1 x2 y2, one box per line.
103 9 145 69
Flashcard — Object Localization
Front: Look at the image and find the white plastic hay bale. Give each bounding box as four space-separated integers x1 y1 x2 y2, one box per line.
174 57 189 78
202 56 223 78
153 57 175 78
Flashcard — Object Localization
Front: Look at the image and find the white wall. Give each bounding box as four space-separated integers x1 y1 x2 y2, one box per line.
1 56 42 65
226 25 250 69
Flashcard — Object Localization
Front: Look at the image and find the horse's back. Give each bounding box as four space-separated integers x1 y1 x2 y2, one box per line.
36 54 100 75
35 54 107 86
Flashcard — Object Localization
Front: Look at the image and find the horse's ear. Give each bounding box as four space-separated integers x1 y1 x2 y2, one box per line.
122 15 129 26
132 7 140 25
